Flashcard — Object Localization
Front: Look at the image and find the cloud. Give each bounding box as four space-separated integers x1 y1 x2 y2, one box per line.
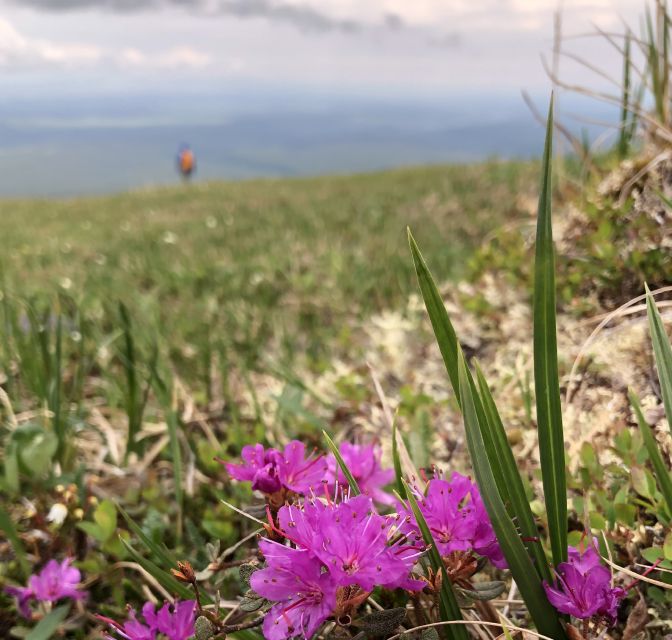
7 0 407 33
0 17 102 67
118 46 211 69
0 18 212 71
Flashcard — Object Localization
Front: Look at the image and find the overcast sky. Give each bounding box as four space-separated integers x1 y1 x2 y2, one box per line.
0 0 643 100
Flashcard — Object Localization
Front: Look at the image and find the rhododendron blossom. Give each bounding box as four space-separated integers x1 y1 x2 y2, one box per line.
97 599 196 640
397 472 507 569
544 542 625 624
5 558 87 618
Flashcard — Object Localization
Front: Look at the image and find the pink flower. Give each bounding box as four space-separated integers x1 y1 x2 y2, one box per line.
313 495 423 592
252 541 337 640
398 473 507 569
5 558 87 618
275 441 328 495
224 441 327 496
97 600 196 640
544 543 625 624
326 442 394 504
224 443 282 494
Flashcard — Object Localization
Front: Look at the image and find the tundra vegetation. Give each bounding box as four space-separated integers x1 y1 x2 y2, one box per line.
2 3 672 639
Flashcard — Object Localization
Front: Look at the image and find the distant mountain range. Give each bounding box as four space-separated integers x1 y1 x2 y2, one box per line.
0 88 618 197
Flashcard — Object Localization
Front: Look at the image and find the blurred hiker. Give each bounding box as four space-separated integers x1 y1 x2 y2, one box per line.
177 144 195 180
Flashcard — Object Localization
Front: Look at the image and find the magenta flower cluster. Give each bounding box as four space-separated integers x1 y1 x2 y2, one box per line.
5 558 87 618
397 472 507 569
225 440 392 503
97 599 196 640
252 494 424 640
543 542 626 624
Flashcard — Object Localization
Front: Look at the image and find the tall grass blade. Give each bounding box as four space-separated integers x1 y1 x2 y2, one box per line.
166 388 184 541
322 430 360 495
52 314 64 465
645 284 672 433
457 353 566 639
119 302 141 460
391 421 406 499
473 361 552 582
402 480 467 640
408 229 550 581
618 32 632 158
532 95 567 567
407 229 459 395
630 390 672 517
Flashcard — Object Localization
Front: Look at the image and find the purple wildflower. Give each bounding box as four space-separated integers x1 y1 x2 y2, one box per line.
276 441 328 495
5 558 87 618
398 473 507 569
98 600 196 640
224 441 327 495
544 542 626 624
313 495 424 592
224 443 282 494
326 442 394 504
252 540 337 640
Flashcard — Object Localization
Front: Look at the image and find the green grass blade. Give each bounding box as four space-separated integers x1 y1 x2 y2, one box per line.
402 480 467 640
119 537 203 602
408 229 554 579
457 353 566 640
26 604 71 640
532 95 567 567
618 32 632 158
645 284 672 434
322 430 360 495
119 302 141 460
408 228 460 395
473 361 552 583
166 387 184 541
391 421 406 499
116 503 178 569
0 505 30 578
630 389 672 517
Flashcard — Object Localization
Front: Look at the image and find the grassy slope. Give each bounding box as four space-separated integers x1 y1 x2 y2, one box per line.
0 162 536 381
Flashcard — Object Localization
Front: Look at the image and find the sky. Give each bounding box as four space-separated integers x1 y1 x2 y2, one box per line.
0 0 644 99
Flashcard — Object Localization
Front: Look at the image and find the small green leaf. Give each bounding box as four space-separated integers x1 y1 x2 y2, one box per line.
664 532 672 561
354 608 407 636
94 499 117 541
26 604 70 640
20 429 58 476
322 430 360 495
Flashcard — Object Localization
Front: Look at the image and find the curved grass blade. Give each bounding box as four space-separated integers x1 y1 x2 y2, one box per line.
391 421 406 499
645 284 672 434
322 430 360 495
473 361 552 583
402 480 467 640
457 353 566 640
630 389 672 518
408 229 459 395
532 95 567 567
26 604 71 640
408 228 550 582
